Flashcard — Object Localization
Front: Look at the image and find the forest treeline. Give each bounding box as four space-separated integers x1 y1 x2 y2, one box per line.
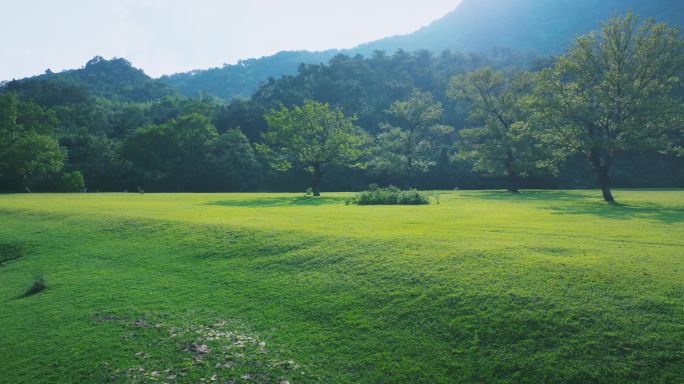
1 14 683 200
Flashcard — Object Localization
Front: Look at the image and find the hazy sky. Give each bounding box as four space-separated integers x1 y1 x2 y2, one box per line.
1 0 462 80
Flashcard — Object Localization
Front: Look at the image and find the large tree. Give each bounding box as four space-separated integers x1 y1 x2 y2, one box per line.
122 113 220 191
209 129 261 191
534 13 684 202
373 90 453 187
0 93 65 191
449 68 544 193
258 100 369 196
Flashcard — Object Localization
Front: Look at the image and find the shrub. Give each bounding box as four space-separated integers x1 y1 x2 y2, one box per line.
58 171 84 192
349 185 430 205
23 273 47 297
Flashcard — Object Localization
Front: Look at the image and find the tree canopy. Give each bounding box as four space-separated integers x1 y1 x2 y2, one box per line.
0 93 65 191
259 100 369 196
1 13 683 194
534 12 684 201
373 90 453 187
449 69 547 192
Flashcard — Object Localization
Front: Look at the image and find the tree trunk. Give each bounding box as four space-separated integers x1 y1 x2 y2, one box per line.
597 165 614 202
589 147 615 202
505 149 519 193
311 164 322 197
507 177 519 193
405 157 414 189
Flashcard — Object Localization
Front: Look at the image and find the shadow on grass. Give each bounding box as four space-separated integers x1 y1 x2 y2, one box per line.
207 196 346 208
15 274 47 299
476 190 684 224
18 282 46 299
549 201 684 224
477 190 594 202
0 242 24 266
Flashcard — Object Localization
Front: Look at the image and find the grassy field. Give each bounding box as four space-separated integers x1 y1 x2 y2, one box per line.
0 190 683 383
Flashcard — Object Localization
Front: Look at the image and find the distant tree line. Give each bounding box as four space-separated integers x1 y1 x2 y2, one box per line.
1 13 683 201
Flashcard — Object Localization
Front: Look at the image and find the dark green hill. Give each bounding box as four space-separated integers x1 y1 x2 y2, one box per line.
2 56 176 105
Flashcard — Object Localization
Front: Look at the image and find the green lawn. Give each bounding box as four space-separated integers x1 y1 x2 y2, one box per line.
0 190 683 383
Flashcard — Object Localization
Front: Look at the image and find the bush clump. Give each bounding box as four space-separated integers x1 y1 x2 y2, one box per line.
22 273 47 297
348 185 430 205
58 171 85 192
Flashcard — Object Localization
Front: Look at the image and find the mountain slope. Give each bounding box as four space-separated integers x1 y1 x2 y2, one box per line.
160 0 684 100
159 50 338 100
7 0 683 102
355 0 684 55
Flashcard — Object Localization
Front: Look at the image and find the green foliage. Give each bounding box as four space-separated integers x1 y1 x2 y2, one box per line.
150 95 218 125
449 68 548 192
122 113 260 192
2 78 90 108
259 100 369 195
250 51 484 137
157 1 684 100
1 13 683 193
60 133 126 191
123 113 212 191
349 184 430 205
534 12 684 201
373 91 453 185
209 129 261 191
8 134 65 177
4 56 175 103
0 93 65 191
58 171 84 192
161 50 339 99
260 100 368 172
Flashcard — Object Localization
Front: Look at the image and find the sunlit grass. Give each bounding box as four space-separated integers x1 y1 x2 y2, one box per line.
0 190 682 383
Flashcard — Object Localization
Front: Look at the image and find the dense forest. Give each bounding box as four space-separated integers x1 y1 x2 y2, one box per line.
1 13 683 198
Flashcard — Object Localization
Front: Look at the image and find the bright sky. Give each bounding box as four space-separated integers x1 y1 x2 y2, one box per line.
1 0 462 80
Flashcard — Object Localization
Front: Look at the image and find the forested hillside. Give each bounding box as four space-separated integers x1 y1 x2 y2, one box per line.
1 11 683 196
160 0 684 100
3 56 176 104
159 50 338 100
357 0 684 55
